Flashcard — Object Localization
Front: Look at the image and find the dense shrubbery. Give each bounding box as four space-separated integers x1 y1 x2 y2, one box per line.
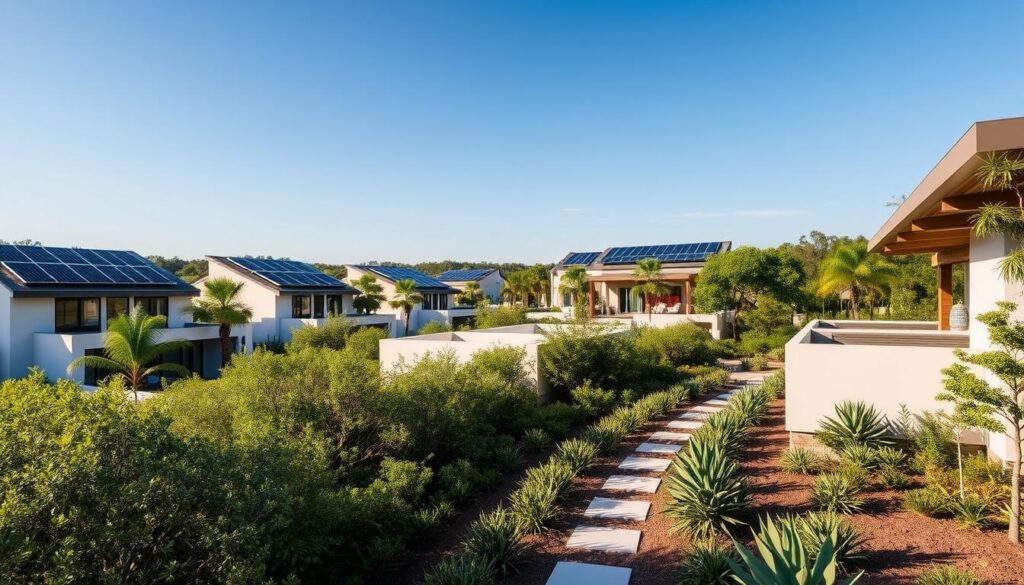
289 315 355 350
417 320 454 335
474 305 529 329
634 322 720 367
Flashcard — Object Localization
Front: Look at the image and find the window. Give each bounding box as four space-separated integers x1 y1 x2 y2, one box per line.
55 298 101 333
423 293 449 310
134 297 168 320
83 348 104 385
292 295 311 318
107 297 129 322
563 293 573 307
314 295 325 318
327 295 345 316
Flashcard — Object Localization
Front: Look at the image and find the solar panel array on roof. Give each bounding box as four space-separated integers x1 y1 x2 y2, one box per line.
361 265 453 289
0 244 180 285
601 242 723 265
226 257 349 288
562 251 601 266
438 269 492 281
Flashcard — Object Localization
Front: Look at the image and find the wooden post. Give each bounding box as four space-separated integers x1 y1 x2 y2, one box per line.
588 281 596 318
683 279 693 314
938 263 953 331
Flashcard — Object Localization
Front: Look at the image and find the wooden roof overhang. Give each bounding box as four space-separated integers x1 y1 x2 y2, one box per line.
586 274 695 283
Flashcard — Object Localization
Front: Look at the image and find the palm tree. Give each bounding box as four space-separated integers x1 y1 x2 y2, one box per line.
389 278 424 336
457 281 484 306
817 243 897 320
187 277 253 367
352 274 386 313
558 266 589 319
972 152 1024 283
503 271 531 306
631 258 671 322
530 264 550 307
67 310 193 402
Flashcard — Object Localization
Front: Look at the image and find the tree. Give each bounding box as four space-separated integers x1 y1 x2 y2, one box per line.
693 246 805 339
631 258 671 322
940 301 1024 544
816 243 897 320
67 310 192 401
558 266 589 320
971 152 1024 283
456 281 485 306
503 271 532 306
351 274 386 314
389 278 424 336
187 277 253 367
529 264 550 307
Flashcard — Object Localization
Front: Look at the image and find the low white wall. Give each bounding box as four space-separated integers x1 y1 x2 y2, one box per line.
595 311 731 339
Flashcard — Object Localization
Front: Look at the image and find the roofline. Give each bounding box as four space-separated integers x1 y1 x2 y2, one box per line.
869 117 1024 252
438 268 497 282
10 287 199 299
207 255 357 294
556 241 732 268
350 265 459 293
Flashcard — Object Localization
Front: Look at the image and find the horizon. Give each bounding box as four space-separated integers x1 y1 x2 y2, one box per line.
2 1 1023 263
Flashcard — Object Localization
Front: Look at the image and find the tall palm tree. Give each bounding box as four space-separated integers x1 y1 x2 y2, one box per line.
503 271 531 306
67 310 193 402
457 281 484 306
631 258 671 322
817 243 897 320
187 277 253 367
972 152 1024 283
530 264 550 307
389 278 424 336
352 274 386 313
558 266 589 319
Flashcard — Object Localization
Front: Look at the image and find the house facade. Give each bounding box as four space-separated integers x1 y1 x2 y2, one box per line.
206 256 395 343
345 265 477 334
438 268 505 304
786 116 1024 463
550 242 734 338
0 245 252 386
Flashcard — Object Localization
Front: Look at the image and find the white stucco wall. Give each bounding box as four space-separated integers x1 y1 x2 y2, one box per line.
0 287 11 380
206 260 283 344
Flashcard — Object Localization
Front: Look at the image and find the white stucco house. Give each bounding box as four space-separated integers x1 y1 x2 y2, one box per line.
786 116 1024 463
345 265 477 335
437 268 505 304
550 242 734 339
205 256 396 343
0 245 252 387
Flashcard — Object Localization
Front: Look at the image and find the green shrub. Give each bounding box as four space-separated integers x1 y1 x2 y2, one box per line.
570 381 618 417
522 402 584 437
635 322 720 366
761 370 785 398
418 320 454 335
344 326 389 360
692 369 731 393
729 387 771 426
744 354 769 371
438 459 488 504
693 409 750 458
817 400 893 451
462 507 522 578
423 553 493 585
678 541 737 585
780 447 822 474
835 462 869 492
811 472 863 513
914 566 987 585
878 466 910 490
679 364 729 379
951 495 989 530
665 437 750 539
797 511 865 572
553 438 600 475
522 428 551 452
583 424 624 452
508 460 575 534
289 316 353 351
961 453 1007 484
839 444 878 471
539 322 675 393
909 411 957 472
475 305 529 329
874 446 908 470
903 486 953 517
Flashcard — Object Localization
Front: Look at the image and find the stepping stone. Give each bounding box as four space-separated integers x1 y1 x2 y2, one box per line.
546 561 632 585
677 411 710 420
650 431 690 442
635 442 681 454
703 399 729 406
584 497 651 521
602 474 661 493
566 525 642 554
690 405 723 414
667 420 702 430
618 455 671 472
715 392 735 399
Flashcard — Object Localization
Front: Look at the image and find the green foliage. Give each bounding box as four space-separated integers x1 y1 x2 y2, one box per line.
423 553 493 585
962 453 1007 484
522 428 552 452
692 408 750 459
678 541 737 585
740 353 770 371
665 436 750 539
838 444 878 471
873 446 907 469
289 315 353 350
552 438 599 475
147 255 208 282
508 460 574 534
761 370 786 398
817 243 898 320
474 305 529 329
811 473 863 513
797 511 866 573
878 466 910 490
462 507 522 578
817 401 893 451
418 320 454 335
914 566 987 585
908 411 957 472
346 326 389 360
351 273 386 314
635 322 721 366
729 387 772 426
570 381 618 417
951 495 989 530
738 295 798 355
780 447 823 475
188 277 255 365
903 487 953 517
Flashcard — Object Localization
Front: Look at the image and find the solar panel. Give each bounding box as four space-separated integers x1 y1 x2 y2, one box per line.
0 244 182 286
438 269 492 281
226 256 352 289
561 252 600 266
361 265 453 289
601 242 724 265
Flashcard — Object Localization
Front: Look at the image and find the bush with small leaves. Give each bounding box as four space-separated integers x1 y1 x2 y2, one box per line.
961 453 1007 484
780 447 822 475
553 438 599 475
677 540 737 585
914 566 987 585
522 428 551 452
878 466 910 490
811 472 863 513
817 400 893 451
797 511 866 573
423 553 493 585
903 486 953 517
462 507 522 578
570 381 618 418
951 495 989 530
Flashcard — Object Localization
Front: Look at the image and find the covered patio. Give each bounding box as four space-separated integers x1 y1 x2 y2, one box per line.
584 274 695 318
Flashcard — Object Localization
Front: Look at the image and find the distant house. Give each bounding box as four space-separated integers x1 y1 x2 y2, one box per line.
550 242 733 338
345 265 477 334
205 256 395 343
0 244 253 386
437 268 505 304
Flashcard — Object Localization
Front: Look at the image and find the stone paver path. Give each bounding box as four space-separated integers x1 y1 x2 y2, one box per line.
546 561 632 585
601 475 661 493
566 525 642 554
583 497 651 521
617 456 671 472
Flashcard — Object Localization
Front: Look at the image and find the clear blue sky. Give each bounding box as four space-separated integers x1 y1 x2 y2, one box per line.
1 1 1022 264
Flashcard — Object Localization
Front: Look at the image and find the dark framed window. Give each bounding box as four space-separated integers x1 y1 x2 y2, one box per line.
83 348 104 385
134 297 169 320
107 297 129 322
314 295 325 318
423 293 449 310
327 295 345 316
55 298 101 333
292 295 311 318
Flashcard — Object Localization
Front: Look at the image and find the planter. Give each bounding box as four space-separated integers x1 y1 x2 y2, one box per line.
949 303 969 331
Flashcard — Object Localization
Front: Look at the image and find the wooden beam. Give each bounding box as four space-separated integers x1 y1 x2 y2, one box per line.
896 227 971 243
910 211 974 231
884 237 970 254
940 189 1020 212
931 245 970 267
587 281 595 318
938 264 953 331
683 280 692 315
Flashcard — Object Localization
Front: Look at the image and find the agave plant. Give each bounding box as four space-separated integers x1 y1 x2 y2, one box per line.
811 473 863 514
694 409 751 458
798 512 867 573
781 447 824 475
727 515 864 585
817 401 893 451
664 437 749 539
730 388 771 425
678 540 737 585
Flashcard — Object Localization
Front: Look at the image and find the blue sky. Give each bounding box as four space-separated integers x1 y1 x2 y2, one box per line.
1 1 1023 264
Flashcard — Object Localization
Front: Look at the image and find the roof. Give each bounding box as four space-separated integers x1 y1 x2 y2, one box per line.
869 117 1024 253
557 242 731 268
0 244 198 298
353 265 458 293
208 256 357 293
438 268 496 282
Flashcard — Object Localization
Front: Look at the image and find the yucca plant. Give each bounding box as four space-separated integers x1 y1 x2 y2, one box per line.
903 486 953 517
817 401 893 451
664 437 749 539
583 425 622 452
798 512 866 573
522 428 551 452
508 460 574 534
951 495 989 530
780 447 823 475
553 438 599 475
678 540 737 585
727 515 864 585
811 473 863 514
423 553 493 585
914 566 987 585
462 507 522 577
878 466 910 490
839 444 878 471
695 409 751 458
874 446 908 470
730 388 771 425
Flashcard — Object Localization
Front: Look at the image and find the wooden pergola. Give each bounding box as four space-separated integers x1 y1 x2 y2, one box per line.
586 274 695 318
